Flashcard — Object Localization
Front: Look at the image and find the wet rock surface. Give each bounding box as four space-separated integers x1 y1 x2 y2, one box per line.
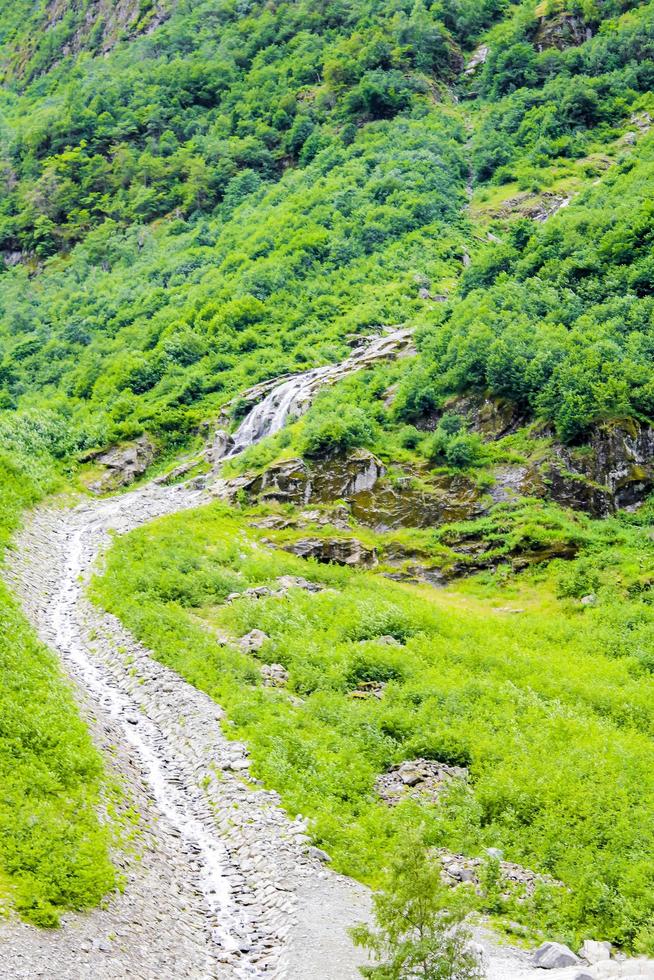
231 452 486 533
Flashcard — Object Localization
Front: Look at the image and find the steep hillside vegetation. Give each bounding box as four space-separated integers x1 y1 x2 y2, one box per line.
2 0 654 945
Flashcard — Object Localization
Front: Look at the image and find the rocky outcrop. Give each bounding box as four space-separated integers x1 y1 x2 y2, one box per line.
226 450 385 507
280 536 377 569
534 420 654 516
88 436 156 494
375 759 468 806
533 11 591 51
351 470 485 530
228 451 486 532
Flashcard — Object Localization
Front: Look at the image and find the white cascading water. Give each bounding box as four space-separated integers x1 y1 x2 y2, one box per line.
3 327 413 978
227 327 414 456
230 365 332 452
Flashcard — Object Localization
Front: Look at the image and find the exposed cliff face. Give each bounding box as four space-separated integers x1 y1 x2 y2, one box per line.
6 0 171 80
542 421 654 516
532 11 592 51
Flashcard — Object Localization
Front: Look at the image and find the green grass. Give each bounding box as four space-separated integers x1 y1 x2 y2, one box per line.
0 451 115 926
92 497 654 952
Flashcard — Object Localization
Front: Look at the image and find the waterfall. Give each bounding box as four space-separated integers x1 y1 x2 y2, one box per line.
222 327 414 458
230 365 333 453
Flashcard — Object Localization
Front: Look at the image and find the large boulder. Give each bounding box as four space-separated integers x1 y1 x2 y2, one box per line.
88 435 155 494
579 940 611 964
533 942 580 969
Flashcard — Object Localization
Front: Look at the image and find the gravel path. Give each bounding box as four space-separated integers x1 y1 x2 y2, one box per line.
1 482 371 979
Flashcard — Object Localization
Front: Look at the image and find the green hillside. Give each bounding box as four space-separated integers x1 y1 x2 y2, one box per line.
2 0 654 947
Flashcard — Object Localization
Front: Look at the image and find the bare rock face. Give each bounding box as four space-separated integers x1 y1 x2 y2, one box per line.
534 420 654 516
35 0 169 64
88 436 155 494
238 453 485 532
375 759 468 806
226 451 386 507
533 12 591 51
280 537 377 569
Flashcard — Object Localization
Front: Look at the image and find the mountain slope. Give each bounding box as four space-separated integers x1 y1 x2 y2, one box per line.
2 0 654 954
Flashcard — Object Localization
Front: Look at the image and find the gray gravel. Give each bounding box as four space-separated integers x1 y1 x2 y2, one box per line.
1 482 370 979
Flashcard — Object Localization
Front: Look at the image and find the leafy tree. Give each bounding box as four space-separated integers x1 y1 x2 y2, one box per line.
351 830 483 980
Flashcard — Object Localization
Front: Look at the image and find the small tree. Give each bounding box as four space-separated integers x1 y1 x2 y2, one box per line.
351 831 484 980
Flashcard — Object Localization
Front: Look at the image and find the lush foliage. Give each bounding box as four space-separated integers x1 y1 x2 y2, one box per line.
0 0 653 455
3 0 654 939
93 499 654 951
400 138 654 441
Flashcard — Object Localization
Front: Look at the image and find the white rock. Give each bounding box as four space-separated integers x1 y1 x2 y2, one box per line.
580 941 612 964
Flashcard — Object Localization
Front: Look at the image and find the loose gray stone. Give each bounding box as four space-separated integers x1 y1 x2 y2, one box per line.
533 941 580 969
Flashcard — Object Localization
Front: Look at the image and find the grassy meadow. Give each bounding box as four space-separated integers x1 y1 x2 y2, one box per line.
92 498 654 952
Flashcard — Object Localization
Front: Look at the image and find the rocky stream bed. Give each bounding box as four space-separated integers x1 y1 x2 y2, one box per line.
0 482 370 979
